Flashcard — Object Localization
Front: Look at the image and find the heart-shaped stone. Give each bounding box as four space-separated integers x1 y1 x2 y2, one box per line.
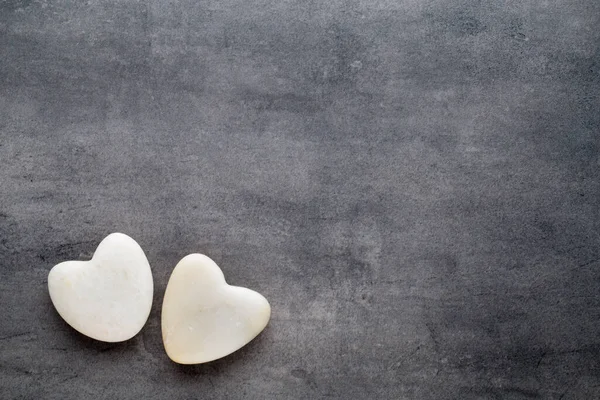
48 233 153 342
161 254 271 364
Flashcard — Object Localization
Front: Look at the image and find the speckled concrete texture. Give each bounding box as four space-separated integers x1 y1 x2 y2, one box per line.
1 0 599 399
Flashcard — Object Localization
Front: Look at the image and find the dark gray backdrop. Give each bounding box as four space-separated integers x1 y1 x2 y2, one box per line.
1 0 599 399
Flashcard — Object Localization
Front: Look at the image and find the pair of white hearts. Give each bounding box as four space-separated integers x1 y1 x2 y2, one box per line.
48 233 271 364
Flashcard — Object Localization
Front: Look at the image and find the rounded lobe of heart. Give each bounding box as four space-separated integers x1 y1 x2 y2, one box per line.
47 233 154 342
162 254 271 364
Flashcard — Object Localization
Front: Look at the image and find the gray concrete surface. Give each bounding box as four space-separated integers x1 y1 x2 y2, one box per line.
1 0 599 399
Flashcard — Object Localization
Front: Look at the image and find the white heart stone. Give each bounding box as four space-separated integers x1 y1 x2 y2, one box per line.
48 233 153 342
161 254 271 364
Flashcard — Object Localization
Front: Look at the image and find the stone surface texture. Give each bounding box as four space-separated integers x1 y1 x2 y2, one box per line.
162 254 270 364
48 233 154 342
0 0 599 399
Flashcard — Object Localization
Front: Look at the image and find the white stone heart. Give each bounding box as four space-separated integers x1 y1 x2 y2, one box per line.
161 254 271 364
48 233 153 342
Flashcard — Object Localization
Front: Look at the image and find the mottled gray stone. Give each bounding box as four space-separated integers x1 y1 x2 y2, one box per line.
0 0 599 399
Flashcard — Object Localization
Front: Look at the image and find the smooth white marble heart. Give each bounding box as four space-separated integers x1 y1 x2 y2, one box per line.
48 233 153 342
161 254 271 364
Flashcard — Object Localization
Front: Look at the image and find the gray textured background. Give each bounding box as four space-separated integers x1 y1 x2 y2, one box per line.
1 0 599 399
